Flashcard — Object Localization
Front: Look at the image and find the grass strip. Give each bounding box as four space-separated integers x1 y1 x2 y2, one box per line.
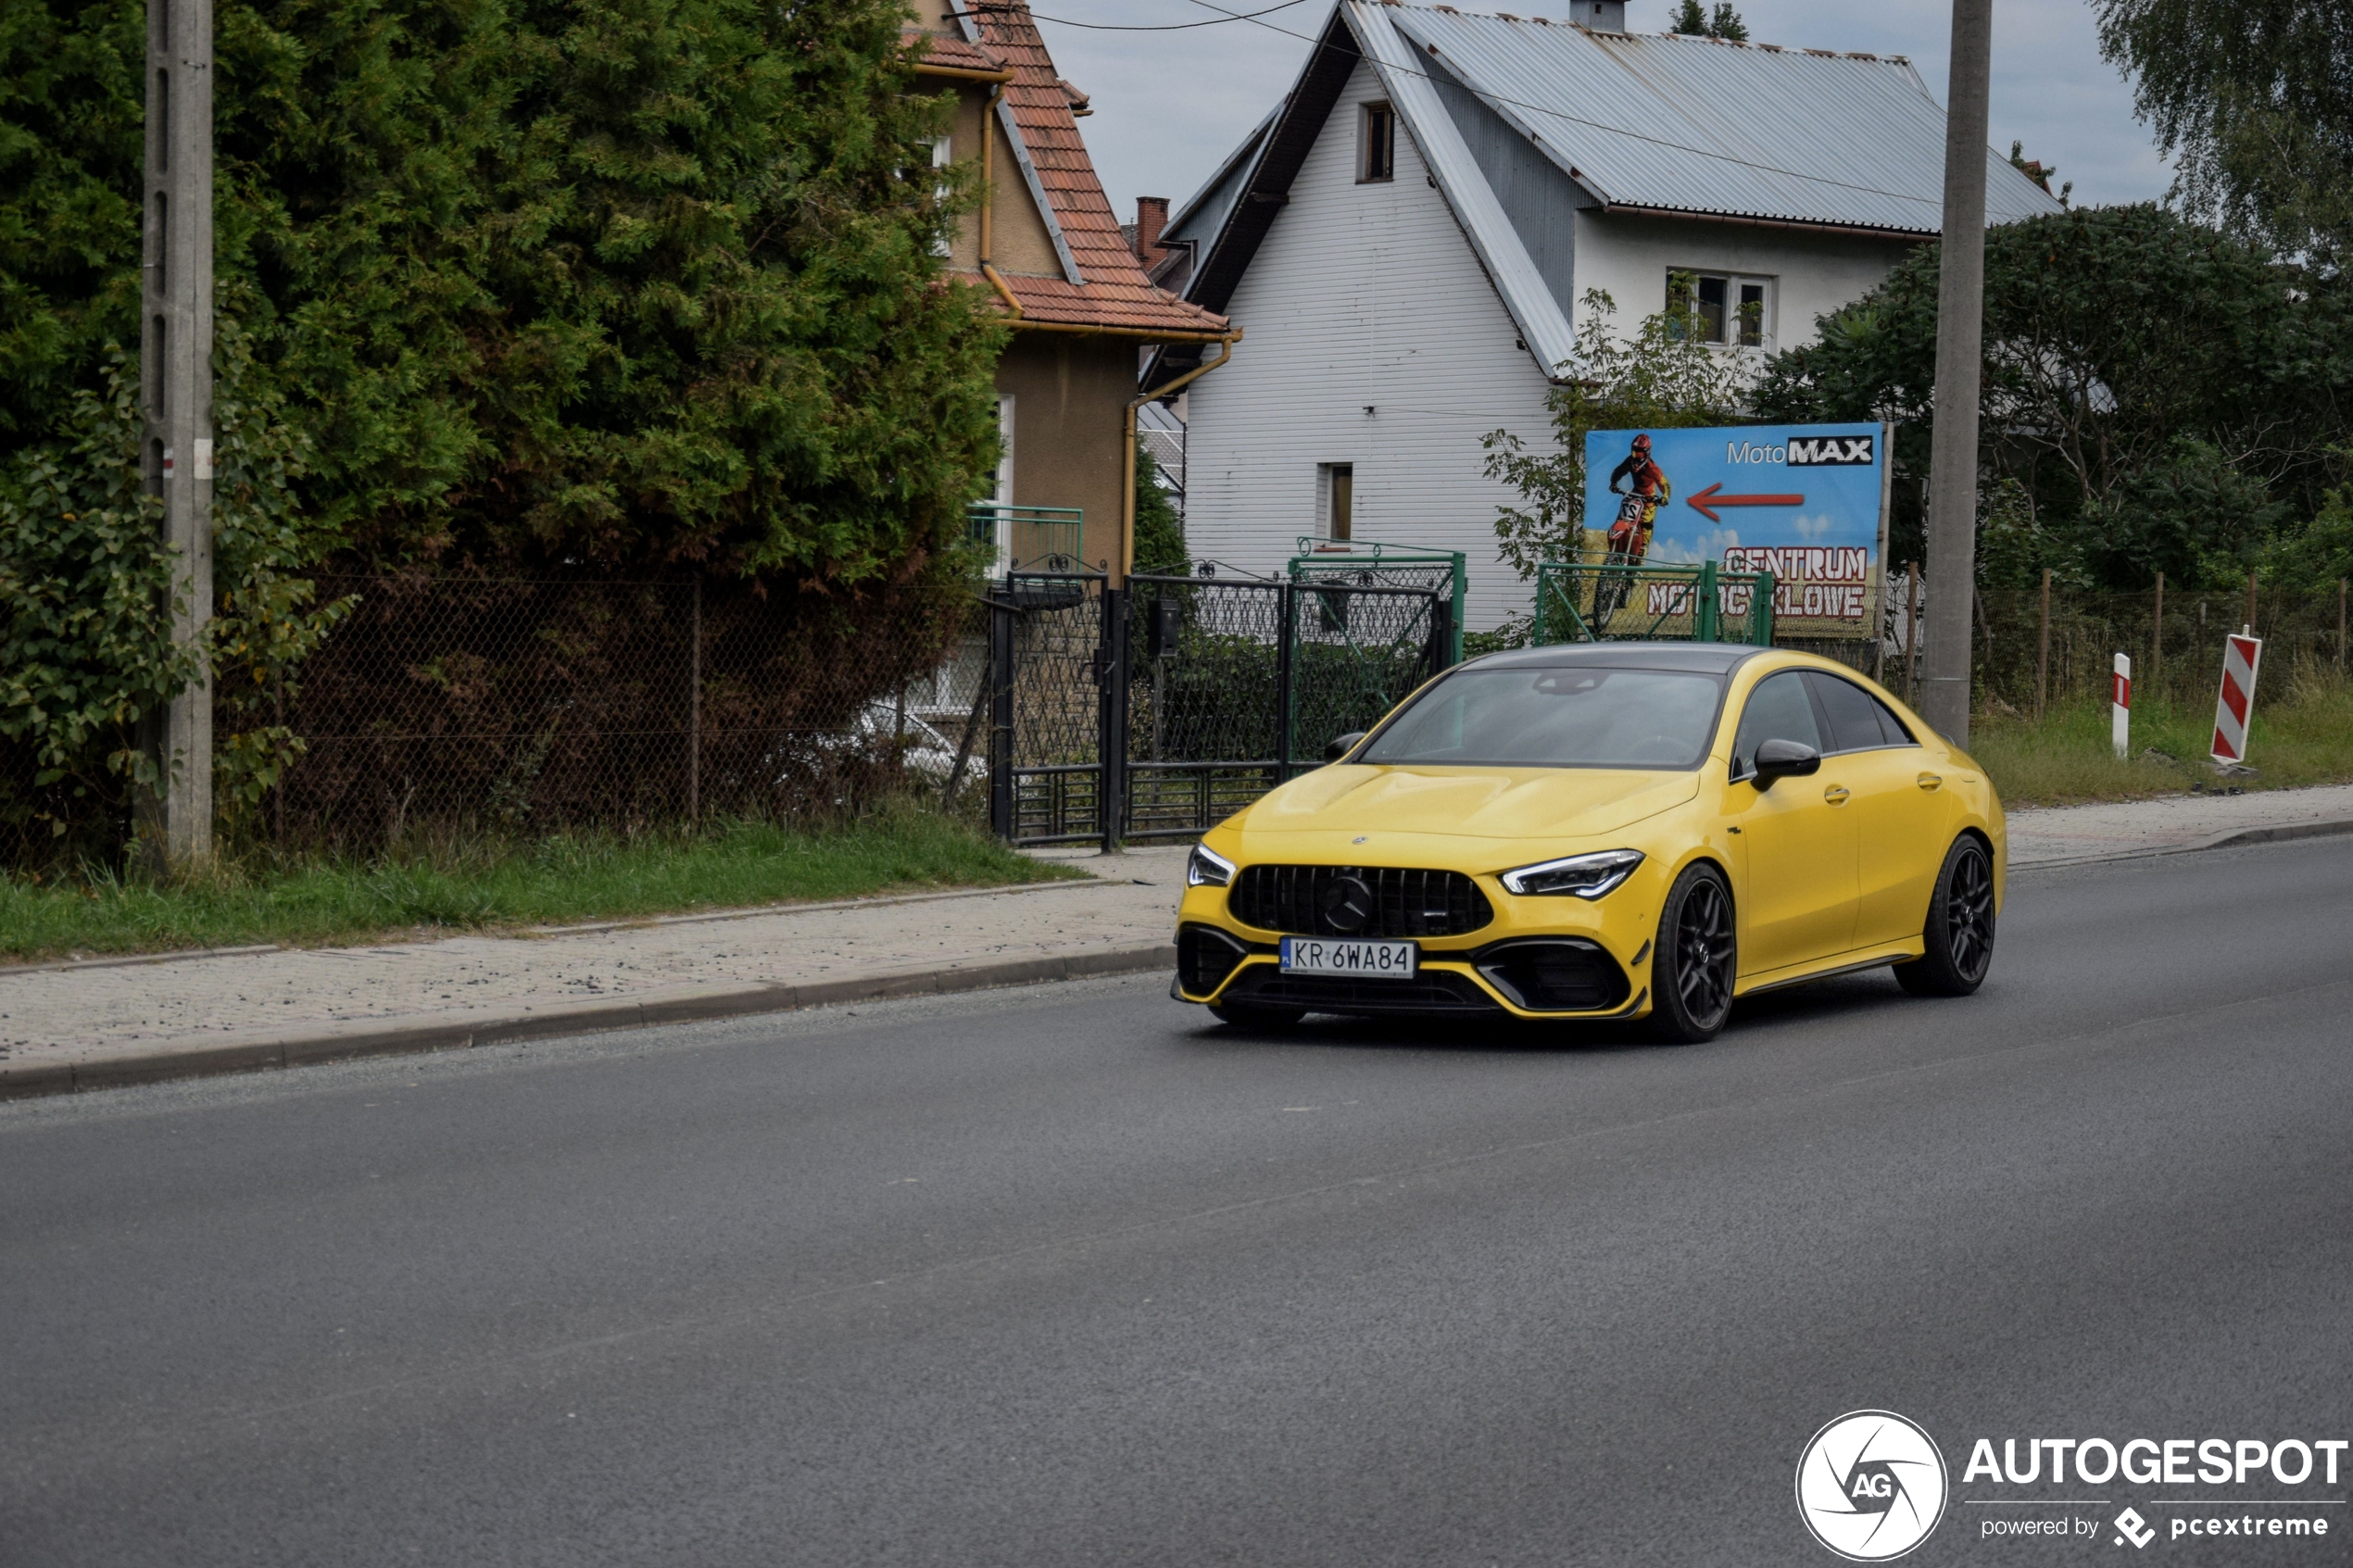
1971 673 2353 808
0 809 1083 963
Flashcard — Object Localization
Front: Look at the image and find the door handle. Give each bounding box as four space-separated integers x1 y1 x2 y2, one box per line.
1917 772 1944 792
1823 784 1851 805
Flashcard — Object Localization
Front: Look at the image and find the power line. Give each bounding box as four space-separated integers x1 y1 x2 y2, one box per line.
957 0 1306 30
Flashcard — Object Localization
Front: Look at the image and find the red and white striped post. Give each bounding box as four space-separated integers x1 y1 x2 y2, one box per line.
2210 633 2262 766
2111 652 2131 759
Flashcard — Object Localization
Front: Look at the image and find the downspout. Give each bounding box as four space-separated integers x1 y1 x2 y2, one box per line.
976 82 1022 320
1122 332 1240 582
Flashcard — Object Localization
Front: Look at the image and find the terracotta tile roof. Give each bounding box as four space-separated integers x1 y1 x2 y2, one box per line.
954 1 1234 340
905 29 1008 78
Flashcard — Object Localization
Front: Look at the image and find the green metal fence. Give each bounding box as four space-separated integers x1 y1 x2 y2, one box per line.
1532 559 1777 646
1288 539 1467 667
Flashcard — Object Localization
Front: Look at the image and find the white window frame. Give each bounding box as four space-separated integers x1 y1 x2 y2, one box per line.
930 135 953 257
1668 270 1775 351
1318 462 1354 542
1359 103 1395 184
990 393 1015 573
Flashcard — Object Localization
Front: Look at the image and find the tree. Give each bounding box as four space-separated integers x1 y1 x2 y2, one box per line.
1481 285 1749 583
2 0 1005 582
2095 0 2353 271
1132 442 1188 576
1669 1 1748 42
2 0 1006 860
1751 205 2353 588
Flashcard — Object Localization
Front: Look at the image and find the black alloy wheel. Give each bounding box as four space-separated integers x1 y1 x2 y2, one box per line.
1646 863 1736 1043
1895 834 1996 997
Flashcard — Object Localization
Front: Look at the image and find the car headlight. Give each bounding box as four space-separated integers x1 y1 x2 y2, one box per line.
1497 848 1644 899
1187 842 1238 888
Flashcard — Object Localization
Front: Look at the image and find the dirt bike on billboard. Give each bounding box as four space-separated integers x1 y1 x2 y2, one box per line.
1592 433 1670 629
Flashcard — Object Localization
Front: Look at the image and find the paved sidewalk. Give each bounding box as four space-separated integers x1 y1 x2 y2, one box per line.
0 857 1186 1098
2007 782 2353 867
5 784 2350 1099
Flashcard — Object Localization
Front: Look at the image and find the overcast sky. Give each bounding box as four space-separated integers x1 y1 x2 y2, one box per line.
1033 0 2174 232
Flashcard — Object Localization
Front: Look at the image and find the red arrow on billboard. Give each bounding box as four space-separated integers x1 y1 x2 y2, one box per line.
1686 483 1806 523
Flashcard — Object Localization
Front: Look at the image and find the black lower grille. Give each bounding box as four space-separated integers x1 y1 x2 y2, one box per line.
1473 939 1630 1012
1221 965 1504 1018
1177 924 1252 996
1228 865 1493 938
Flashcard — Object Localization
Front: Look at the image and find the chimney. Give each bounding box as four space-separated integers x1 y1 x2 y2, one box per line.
1133 196 1169 267
1571 0 1625 29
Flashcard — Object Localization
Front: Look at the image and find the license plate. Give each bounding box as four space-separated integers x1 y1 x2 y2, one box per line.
1278 936 1418 977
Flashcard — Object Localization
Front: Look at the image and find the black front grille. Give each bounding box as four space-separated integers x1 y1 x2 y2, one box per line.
1222 966 1504 1019
1228 865 1493 938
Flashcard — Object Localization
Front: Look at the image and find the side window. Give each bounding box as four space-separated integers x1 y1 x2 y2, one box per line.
1360 103 1395 183
1806 672 1916 752
1730 671 1822 777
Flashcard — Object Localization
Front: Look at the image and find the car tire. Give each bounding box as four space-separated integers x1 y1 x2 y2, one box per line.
1646 862 1736 1043
1209 1002 1306 1029
1894 834 1996 997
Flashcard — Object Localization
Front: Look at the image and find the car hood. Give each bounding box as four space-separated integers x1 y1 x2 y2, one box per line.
1233 764 1701 851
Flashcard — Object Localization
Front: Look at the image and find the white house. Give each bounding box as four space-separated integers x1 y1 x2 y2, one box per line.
1150 0 2062 629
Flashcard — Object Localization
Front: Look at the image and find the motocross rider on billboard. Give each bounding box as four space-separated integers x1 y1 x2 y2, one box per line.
1605 433 1671 566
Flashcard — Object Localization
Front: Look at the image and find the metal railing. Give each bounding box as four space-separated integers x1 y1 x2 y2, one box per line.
1533 559 1777 646
1289 538 1466 667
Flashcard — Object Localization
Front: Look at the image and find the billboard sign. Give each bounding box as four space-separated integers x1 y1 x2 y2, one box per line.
1580 422 1892 638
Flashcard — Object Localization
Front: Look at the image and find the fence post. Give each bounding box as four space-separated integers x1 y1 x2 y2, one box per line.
2246 571 2258 637
2151 571 2164 698
1905 568 1920 701
1696 559 1718 642
2035 567 2051 720
687 572 701 826
1275 583 1295 786
988 594 1014 841
1099 585 1128 853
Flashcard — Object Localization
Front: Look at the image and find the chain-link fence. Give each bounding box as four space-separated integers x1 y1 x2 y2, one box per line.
269 574 985 848
1869 579 2352 714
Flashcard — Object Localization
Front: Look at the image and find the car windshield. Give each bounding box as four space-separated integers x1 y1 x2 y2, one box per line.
1358 665 1724 770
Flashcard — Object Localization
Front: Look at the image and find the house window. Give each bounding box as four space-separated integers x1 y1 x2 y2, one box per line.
1321 463 1354 541
1359 104 1395 183
930 135 953 257
1667 270 1772 348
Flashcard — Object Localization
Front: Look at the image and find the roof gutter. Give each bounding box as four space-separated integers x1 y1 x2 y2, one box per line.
913 61 1015 83
1598 203 1934 243
1122 332 1240 583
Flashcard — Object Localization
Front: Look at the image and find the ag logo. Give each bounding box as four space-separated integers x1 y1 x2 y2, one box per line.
1795 1410 1948 1561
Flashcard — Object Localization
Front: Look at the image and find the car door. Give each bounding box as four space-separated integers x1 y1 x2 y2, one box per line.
1806 672 1955 950
1724 670 1859 976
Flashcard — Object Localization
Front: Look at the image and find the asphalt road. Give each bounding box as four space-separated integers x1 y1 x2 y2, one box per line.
5 839 2350 1567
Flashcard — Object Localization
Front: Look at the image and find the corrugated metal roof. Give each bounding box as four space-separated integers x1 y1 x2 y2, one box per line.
1381 7 2061 235
1352 4 1579 371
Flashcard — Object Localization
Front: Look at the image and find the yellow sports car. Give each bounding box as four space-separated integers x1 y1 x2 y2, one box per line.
1173 643 2002 1042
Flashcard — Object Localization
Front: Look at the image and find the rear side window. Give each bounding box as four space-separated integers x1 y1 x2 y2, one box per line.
1806 672 1915 752
1730 671 1821 777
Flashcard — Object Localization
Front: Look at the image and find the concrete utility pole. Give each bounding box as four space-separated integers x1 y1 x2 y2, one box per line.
140 0 215 869
1919 0 1993 747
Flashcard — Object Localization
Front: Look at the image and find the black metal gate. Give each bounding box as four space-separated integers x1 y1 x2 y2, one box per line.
988 571 1449 847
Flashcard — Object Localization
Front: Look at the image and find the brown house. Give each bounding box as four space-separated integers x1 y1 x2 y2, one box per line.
906 0 1235 583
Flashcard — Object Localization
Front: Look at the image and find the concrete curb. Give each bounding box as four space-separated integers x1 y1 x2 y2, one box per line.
0 942 1177 1102
2009 816 2353 872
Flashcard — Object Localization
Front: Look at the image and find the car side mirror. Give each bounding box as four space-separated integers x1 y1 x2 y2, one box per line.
1751 737 1821 789
1324 731 1367 763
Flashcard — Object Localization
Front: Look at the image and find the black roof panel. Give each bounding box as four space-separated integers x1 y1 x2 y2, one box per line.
1462 642 1769 674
